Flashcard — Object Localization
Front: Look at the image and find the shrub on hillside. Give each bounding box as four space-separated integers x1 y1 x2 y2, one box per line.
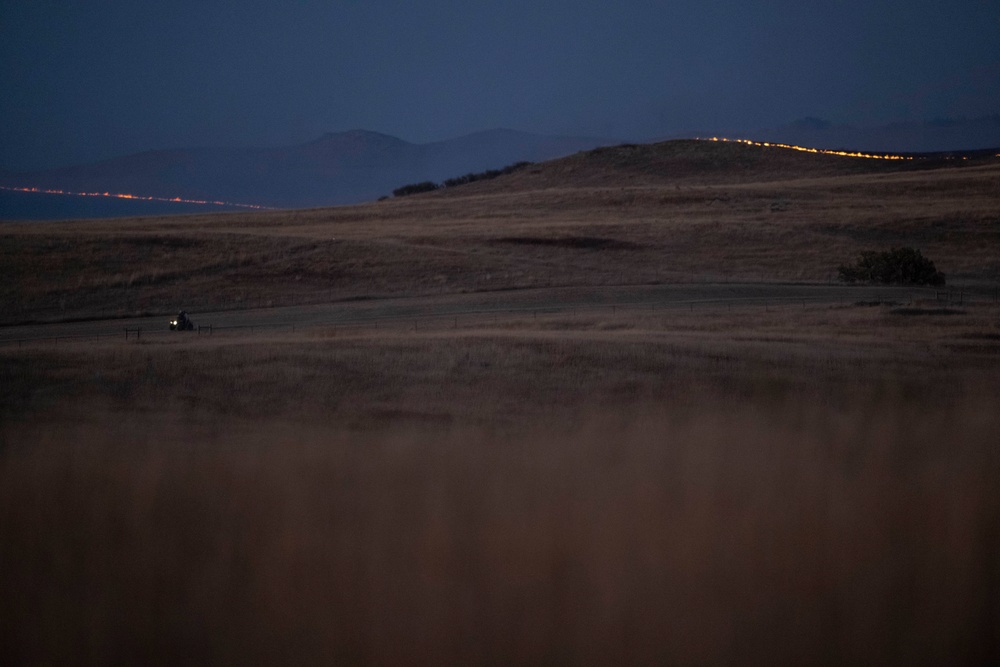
392 181 439 197
391 161 533 198
442 161 532 188
838 247 945 285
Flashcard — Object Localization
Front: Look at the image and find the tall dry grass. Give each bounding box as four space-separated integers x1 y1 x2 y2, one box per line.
2 397 998 665
3 303 999 664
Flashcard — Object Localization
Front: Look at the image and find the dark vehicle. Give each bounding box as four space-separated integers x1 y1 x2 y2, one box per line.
169 311 195 331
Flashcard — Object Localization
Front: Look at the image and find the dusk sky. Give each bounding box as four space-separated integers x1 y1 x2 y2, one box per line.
2 0 999 170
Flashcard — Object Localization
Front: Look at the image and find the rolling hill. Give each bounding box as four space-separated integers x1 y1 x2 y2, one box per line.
4 137 998 325
419 138 1000 197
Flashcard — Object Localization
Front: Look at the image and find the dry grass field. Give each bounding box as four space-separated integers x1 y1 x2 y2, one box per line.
2 140 998 324
2 140 999 664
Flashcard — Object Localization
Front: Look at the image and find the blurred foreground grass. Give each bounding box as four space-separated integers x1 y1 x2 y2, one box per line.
2 305 999 664
2 401 997 665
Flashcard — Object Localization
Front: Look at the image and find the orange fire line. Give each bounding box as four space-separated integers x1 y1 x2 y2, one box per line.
5 143 992 211
699 136 916 160
0 185 274 210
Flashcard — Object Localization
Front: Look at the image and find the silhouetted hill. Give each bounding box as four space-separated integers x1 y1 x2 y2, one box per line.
0 129 611 215
427 138 1000 196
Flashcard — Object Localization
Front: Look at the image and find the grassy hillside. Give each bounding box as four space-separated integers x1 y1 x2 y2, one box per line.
2 140 998 324
2 138 1000 663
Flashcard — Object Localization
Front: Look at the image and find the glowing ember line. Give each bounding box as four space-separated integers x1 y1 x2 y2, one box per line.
0 185 274 210
699 137 915 161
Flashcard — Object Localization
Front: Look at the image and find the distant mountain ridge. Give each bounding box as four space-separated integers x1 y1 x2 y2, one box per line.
0 129 613 211
4 118 997 220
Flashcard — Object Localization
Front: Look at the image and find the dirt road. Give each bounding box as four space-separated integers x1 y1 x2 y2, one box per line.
0 282 964 345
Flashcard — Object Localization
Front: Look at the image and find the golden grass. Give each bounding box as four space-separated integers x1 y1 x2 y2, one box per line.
2 389 997 664
2 142 999 663
3 307 1000 664
4 303 999 426
2 151 998 324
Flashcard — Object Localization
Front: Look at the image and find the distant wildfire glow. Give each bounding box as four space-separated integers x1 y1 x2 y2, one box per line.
0 185 273 210
3 142 993 212
701 137 915 160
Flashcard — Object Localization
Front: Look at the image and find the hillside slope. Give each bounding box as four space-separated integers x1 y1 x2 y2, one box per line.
426 139 1000 197
4 136 998 324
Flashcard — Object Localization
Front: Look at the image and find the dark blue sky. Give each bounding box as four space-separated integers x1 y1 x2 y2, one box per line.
2 0 999 170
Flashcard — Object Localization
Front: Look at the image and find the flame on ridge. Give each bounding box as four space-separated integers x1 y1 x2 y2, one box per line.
700 137 915 161
0 185 274 210
5 144 993 210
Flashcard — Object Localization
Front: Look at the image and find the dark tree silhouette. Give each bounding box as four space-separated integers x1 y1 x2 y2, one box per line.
392 181 439 197
391 162 533 198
